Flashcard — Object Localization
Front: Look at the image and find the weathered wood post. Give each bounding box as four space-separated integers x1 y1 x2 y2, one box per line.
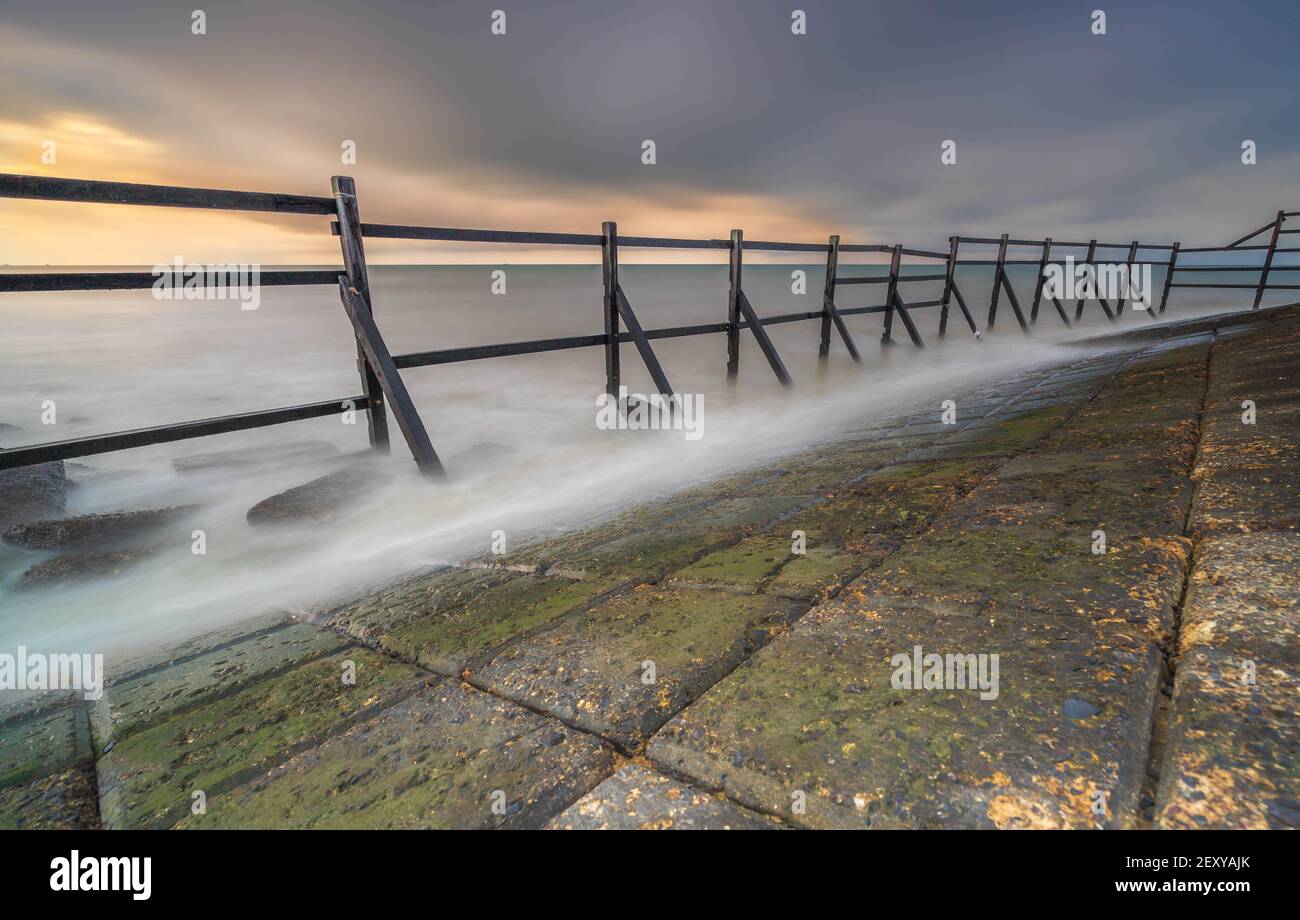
601 221 621 397
1253 210 1284 309
881 243 902 345
1076 239 1114 321
1116 240 1139 316
727 229 742 379
938 236 959 337
819 234 840 358
332 175 389 451
1030 238 1051 324
1158 242 1180 315
987 233 1009 329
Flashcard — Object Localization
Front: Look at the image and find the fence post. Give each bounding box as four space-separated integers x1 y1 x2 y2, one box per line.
987 233 1009 329
881 243 902 345
1030 238 1051 324
938 236 959 337
1116 240 1138 316
331 175 389 452
819 234 840 358
1253 210 1285 309
1158 242 1180 314
601 221 621 397
727 229 743 379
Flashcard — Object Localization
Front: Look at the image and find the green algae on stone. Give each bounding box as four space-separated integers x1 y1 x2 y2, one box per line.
0 694 93 791
472 585 805 750
315 565 516 643
97 649 429 829
382 573 618 676
91 622 347 746
0 765 99 829
179 683 614 829
668 536 791 592
648 597 1162 829
766 545 863 601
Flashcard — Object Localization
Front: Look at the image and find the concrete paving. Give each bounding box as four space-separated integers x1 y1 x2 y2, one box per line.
2 304 1295 829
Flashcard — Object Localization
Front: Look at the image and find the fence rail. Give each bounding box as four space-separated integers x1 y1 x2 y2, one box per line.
1 171 1296 476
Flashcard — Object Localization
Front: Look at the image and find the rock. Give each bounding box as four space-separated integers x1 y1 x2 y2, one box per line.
3 506 197 551
16 548 158 590
1062 697 1101 720
173 440 340 473
0 427 68 529
246 467 371 526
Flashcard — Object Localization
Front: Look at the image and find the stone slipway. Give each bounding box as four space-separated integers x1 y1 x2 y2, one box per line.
2 304 1296 829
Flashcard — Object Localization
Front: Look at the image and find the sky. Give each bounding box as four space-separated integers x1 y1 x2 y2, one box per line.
1 0 1298 264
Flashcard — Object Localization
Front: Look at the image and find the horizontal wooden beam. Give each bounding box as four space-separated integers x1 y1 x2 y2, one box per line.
0 173 334 215
0 396 370 470
0 270 342 293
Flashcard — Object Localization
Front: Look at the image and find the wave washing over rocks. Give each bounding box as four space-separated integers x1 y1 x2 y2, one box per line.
1 303 1295 829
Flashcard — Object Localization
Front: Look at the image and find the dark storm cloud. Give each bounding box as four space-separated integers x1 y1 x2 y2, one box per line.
3 0 1299 249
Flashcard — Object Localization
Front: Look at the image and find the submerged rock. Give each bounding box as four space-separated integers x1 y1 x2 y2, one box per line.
246 467 373 526
16 548 158 590
173 439 340 473
0 464 67 530
2 506 197 552
0 428 67 529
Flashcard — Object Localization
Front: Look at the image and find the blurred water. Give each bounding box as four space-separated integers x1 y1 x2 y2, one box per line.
0 262 1276 666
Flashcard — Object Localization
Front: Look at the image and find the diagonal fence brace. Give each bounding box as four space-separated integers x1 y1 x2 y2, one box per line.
338 279 444 478
737 289 794 387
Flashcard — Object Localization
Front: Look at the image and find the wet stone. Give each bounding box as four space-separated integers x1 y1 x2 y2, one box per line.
3 506 197 551
0 460 66 531
648 595 1163 829
246 467 373 525
314 565 517 644
178 681 614 829
92 621 347 746
97 649 430 828
0 765 99 829
108 611 291 680
381 573 618 676
473 585 805 750
15 548 159 590
1155 533 1300 829
0 694 94 790
555 495 816 582
549 763 782 830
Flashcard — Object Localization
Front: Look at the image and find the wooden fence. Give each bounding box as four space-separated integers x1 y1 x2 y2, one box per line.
1 173 1296 476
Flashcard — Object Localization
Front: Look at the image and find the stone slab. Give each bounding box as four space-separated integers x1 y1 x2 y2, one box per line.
549 763 782 830
178 681 614 829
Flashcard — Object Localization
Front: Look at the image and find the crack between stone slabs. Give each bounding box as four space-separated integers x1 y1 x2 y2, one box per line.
72 700 104 830
95 615 297 689
448 382 1086 759
107 674 436 830
92 633 355 752
1136 327 1218 829
183 341 1156 828
625 353 1161 822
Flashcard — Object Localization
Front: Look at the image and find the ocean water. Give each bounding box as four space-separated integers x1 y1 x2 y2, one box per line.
0 262 1278 666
